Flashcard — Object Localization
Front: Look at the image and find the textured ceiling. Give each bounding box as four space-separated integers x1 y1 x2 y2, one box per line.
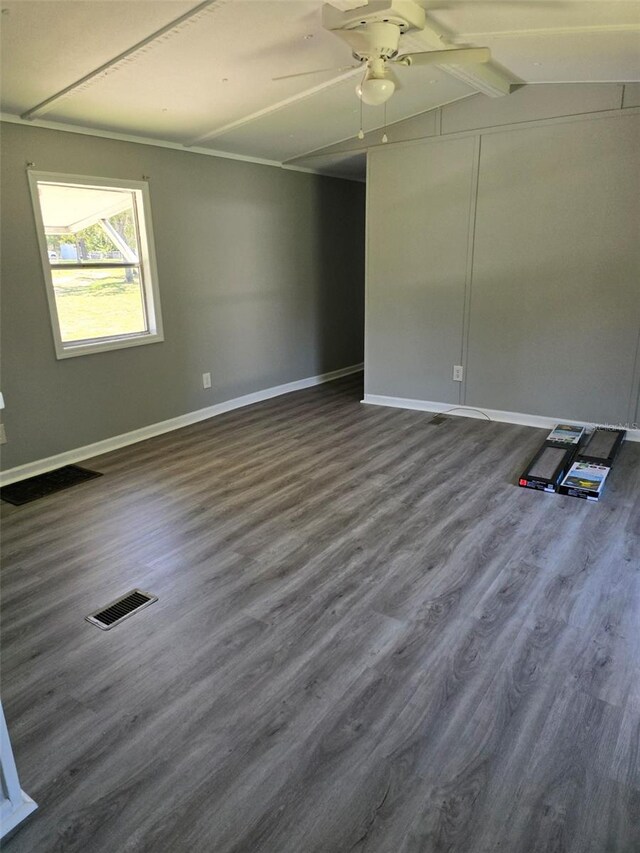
1 0 638 176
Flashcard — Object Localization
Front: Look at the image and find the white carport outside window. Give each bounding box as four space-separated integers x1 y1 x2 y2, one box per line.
28 172 163 359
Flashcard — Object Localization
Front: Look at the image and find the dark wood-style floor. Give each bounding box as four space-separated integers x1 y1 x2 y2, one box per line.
2 375 639 853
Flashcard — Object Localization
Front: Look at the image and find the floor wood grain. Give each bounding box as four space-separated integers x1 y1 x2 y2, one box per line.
1 374 639 852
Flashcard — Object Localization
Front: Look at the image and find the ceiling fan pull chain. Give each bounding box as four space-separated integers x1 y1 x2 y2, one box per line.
358 91 364 139
382 102 388 144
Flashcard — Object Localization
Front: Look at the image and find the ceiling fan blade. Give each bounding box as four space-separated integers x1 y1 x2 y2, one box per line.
397 47 491 67
272 64 357 82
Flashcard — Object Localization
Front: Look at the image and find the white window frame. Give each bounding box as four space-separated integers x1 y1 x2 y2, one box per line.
28 171 164 359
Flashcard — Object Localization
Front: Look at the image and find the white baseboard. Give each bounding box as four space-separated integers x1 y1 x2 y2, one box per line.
362 393 640 441
0 792 38 840
0 364 363 486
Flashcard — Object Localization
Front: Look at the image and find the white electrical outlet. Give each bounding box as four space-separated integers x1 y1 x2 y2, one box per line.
453 365 464 382
202 372 212 389
0 424 6 445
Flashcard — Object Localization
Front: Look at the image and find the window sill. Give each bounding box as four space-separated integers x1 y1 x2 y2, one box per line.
55 331 164 360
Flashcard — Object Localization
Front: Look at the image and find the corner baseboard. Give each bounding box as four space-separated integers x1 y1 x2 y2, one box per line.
362 393 640 442
0 364 363 486
0 792 38 840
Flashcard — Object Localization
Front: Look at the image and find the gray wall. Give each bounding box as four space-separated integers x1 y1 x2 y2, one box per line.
366 135 476 404
0 123 365 469
365 87 640 427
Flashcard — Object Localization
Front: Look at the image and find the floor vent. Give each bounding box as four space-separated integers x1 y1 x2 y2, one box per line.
0 465 102 506
86 589 157 631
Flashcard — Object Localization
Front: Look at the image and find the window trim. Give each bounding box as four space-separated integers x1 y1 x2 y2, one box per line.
28 171 164 359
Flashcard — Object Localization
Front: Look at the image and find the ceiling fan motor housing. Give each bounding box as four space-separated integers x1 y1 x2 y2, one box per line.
322 0 426 60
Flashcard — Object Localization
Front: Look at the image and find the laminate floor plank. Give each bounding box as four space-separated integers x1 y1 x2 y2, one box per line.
2 374 639 852
611 700 640 790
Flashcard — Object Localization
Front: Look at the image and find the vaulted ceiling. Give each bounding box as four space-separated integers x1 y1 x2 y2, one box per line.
1 0 638 176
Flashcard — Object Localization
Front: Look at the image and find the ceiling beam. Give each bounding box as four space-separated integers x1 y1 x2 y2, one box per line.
457 24 640 40
21 0 225 121
184 67 363 148
437 62 513 98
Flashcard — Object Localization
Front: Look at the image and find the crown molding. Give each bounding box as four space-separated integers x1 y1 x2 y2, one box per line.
0 112 283 168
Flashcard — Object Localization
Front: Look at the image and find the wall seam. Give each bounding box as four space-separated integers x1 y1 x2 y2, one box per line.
347 106 640 158
627 319 640 428
290 89 633 164
363 151 371 395
459 134 482 407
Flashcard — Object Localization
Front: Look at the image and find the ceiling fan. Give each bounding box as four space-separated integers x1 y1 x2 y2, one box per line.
274 0 506 106
345 20 491 105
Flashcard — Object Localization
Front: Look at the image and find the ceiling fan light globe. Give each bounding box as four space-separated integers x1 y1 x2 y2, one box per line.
356 77 395 106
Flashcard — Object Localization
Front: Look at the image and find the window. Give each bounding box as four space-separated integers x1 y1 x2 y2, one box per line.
28 172 163 358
